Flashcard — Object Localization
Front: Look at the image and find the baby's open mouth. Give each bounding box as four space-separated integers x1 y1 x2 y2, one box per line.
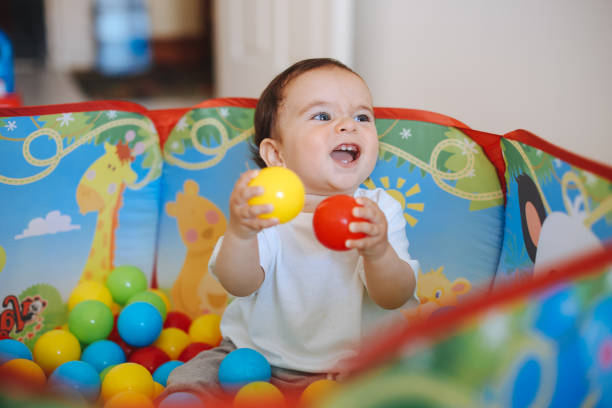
330 143 361 164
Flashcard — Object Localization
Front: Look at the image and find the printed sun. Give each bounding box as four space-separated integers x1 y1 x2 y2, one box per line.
363 176 424 226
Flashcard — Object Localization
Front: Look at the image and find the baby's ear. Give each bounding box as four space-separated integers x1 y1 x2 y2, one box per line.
259 138 285 167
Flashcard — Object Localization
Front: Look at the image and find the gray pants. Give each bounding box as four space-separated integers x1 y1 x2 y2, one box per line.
160 338 333 404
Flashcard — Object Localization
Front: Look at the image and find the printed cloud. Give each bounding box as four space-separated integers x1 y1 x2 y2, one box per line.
15 210 80 240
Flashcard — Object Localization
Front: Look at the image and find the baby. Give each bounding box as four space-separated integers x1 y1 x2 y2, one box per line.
161 58 419 404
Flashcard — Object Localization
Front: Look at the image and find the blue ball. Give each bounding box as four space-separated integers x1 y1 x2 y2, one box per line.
48 360 101 402
218 348 271 393
153 360 184 387
81 340 126 373
0 339 32 364
159 392 204 408
117 301 162 347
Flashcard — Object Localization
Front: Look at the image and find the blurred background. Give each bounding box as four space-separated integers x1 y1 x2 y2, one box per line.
0 0 610 164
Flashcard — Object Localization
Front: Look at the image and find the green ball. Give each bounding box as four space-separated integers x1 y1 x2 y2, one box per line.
68 300 113 345
105 265 148 305
127 291 167 321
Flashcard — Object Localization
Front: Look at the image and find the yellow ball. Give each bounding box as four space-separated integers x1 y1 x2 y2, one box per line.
104 390 154 408
153 328 191 360
0 358 47 389
188 313 221 346
101 363 154 402
300 379 339 406
152 381 165 399
149 289 171 314
248 166 305 224
234 381 285 408
68 281 113 311
33 329 81 375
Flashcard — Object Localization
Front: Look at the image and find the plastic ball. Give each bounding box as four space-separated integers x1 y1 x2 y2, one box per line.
0 358 46 390
149 289 171 315
107 315 135 357
128 346 169 374
248 166 305 224
179 342 212 362
105 265 148 305
300 379 339 406
313 195 366 250
152 360 183 387
117 302 163 347
48 360 101 402
0 338 33 364
101 362 154 402
152 381 165 399
234 381 285 408
104 390 154 408
154 328 191 360
127 291 167 321
158 392 204 408
68 299 114 345
218 348 271 393
100 364 116 382
188 313 221 346
68 281 113 311
33 329 81 375
81 340 126 373
164 311 192 333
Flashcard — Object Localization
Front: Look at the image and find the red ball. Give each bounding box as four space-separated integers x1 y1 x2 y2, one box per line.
107 314 134 357
164 311 192 333
128 346 170 374
178 342 213 362
313 195 367 251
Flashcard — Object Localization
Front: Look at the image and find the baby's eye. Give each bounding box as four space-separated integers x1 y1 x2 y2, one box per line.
312 112 331 121
355 114 371 122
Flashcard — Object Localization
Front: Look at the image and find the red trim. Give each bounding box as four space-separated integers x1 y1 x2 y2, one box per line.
0 93 22 108
505 129 612 181
374 106 470 129
460 128 508 197
193 97 258 109
343 240 612 375
146 108 190 148
0 100 148 117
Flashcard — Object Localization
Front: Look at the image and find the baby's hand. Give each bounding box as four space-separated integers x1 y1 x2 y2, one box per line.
346 197 389 260
227 170 279 239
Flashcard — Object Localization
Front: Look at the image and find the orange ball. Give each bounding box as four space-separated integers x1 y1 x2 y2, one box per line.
300 379 339 406
104 390 154 408
152 381 165 399
0 358 46 390
188 314 221 346
234 381 285 408
153 328 191 360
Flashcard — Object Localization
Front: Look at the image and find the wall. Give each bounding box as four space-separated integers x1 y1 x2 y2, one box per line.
354 0 612 164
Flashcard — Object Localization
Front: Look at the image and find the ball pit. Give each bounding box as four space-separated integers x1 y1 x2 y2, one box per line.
33 329 81 375
128 346 170 374
154 328 191 360
164 311 192 333
218 348 271 393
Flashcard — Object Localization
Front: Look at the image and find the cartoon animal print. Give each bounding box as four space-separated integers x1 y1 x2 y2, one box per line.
0 295 47 338
517 173 603 277
166 180 228 319
402 266 471 321
77 141 137 282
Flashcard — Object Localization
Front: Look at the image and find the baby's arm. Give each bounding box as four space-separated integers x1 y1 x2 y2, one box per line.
346 197 416 309
213 170 278 297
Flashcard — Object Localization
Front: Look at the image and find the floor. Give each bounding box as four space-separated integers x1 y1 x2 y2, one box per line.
13 60 213 111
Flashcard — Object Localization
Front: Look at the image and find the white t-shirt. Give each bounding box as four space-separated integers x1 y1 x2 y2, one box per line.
208 188 419 373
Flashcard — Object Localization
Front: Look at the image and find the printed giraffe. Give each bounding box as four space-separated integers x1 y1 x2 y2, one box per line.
166 179 228 319
76 141 136 282
402 266 471 321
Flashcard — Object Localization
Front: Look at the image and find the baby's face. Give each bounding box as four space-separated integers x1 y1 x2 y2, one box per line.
273 67 378 196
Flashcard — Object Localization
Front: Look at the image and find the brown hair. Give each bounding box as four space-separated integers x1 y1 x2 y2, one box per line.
250 58 360 168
